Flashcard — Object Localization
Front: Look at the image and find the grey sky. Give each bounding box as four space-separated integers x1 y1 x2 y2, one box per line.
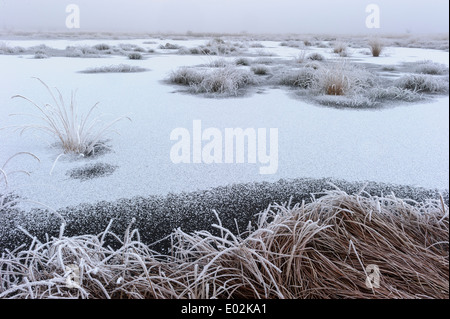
0 0 448 34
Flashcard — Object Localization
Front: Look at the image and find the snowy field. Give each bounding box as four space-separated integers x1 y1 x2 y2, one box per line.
0 35 449 211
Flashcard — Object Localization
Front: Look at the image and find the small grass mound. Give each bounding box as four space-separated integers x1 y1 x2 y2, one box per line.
251 65 270 75
312 61 375 96
127 52 143 60
395 74 449 94
278 67 318 89
170 66 256 96
307 52 325 61
410 60 449 75
159 43 182 50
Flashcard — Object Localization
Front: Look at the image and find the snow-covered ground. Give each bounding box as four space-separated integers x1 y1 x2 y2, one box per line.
0 38 448 210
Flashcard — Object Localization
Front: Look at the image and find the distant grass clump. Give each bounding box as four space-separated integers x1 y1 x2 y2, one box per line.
208 58 229 68
280 41 304 48
127 52 143 60
251 65 270 75
179 38 245 56
33 50 48 59
0 43 25 55
381 65 397 72
307 52 325 61
93 43 110 51
65 46 101 58
170 66 256 96
333 41 349 57
235 57 251 66
253 58 275 65
294 50 307 64
368 38 384 57
79 64 148 74
0 190 447 299
10 78 131 157
249 42 265 48
159 43 182 50
394 74 449 94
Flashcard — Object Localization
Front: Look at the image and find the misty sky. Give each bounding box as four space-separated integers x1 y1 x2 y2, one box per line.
0 0 448 34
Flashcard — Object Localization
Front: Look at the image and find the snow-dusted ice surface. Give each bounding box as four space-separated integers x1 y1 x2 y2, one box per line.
0 38 448 211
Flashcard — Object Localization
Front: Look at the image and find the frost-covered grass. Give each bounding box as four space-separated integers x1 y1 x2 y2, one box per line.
294 50 307 64
170 66 256 96
277 67 318 89
251 65 270 75
93 43 110 51
307 52 325 61
366 86 424 102
169 67 204 86
168 52 447 107
410 60 449 75
159 42 182 50
333 41 349 57
312 60 375 96
127 52 143 60
9 78 131 157
368 38 384 57
280 41 304 48
0 42 25 54
395 74 449 94
0 190 447 299
79 64 148 74
208 58 230 68
33 51 48 59
273 59 434 108
235 57 251 66
178 38 245 56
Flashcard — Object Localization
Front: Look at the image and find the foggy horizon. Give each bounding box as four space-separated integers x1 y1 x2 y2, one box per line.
0 0 448 35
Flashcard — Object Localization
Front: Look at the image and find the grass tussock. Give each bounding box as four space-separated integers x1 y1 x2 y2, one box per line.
0 190 447 299
127 52 143 60
277 67 318 89
368 38 384 57
251 65 270 76
170 66 256 96
312 60 374 96
307 52 325 61
395 74 449 94
159 43 182 50
333 41 349 57
179 38 245 56
9 78 131 157
410 60 449 75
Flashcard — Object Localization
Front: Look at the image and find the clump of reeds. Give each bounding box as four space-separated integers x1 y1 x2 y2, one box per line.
368 38 384 57
9 78 130 157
